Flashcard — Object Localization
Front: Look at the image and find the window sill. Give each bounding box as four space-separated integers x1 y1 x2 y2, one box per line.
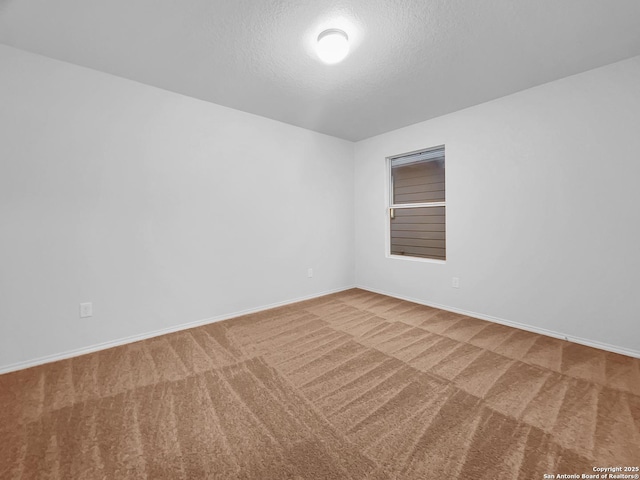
387 254 446 264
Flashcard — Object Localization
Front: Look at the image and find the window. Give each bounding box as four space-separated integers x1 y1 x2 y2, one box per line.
388 146 445 261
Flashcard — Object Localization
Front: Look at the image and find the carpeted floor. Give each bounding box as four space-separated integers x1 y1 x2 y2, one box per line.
1 288 639 479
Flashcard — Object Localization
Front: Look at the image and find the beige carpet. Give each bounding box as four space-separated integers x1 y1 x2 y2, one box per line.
1 288 639 479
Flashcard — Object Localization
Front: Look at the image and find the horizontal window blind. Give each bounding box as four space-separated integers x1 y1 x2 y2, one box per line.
390 146 445 167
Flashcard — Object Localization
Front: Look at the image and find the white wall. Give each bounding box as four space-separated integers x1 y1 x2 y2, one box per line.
0 45 354 370
3 44 639 371
354 55 640 355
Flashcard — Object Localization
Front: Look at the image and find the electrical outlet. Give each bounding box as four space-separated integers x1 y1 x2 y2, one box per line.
80 302 93 318
307 268 313 278
452 277 460 288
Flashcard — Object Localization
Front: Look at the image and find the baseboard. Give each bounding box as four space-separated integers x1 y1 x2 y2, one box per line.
0 285 356 375
355 285 640 359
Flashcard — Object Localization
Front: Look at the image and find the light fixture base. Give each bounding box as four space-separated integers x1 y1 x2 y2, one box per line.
317 28 348 43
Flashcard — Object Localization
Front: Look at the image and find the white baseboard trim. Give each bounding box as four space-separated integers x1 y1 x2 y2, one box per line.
0 285 356 375
356 285 640 359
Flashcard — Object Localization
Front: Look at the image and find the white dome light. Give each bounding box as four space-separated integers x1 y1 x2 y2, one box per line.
316 29 349 64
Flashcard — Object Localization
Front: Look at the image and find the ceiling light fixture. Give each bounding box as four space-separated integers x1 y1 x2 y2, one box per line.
316 29 349 64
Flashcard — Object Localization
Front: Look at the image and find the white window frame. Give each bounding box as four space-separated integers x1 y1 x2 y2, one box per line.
385 146 446 264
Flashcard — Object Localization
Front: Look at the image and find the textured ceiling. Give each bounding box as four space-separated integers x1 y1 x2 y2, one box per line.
2 0 640 141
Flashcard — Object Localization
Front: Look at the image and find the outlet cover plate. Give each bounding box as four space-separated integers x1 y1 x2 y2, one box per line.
80 302 93 318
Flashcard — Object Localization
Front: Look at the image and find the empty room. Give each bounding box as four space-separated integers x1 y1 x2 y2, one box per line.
1 1 639 479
